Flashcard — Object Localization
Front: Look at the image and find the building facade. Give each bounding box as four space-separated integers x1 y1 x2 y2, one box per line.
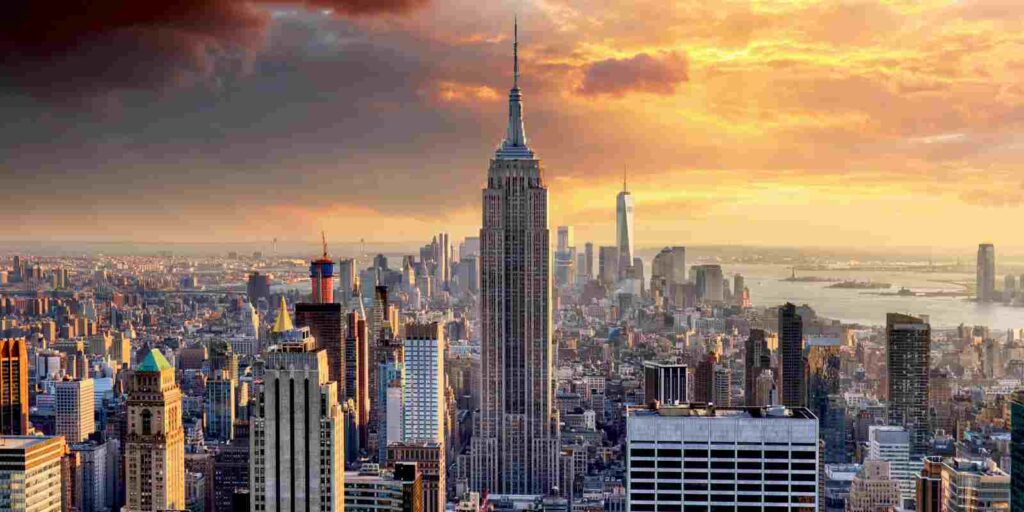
0 337 29 435
626 405 819 511
977 243 996 302
470 21 560 496
56 377 95 443
779 303 805 408
250 318 345 512
0 436 66 512
125 349 186 512
886 313 931 456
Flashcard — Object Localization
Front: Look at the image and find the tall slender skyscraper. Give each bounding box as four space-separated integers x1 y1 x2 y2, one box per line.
744 329 772 406
977 243 996 302
886 313 931 457
779 303 805 407
616 171 635 279
125 349 185 512
471 20 559 495
0 337 29 435
309 232 336 304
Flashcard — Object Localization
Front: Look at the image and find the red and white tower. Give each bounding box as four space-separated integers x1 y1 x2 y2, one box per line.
310 231 336 303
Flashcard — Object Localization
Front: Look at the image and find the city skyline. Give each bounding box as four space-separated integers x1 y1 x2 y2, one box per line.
4 1 1024 248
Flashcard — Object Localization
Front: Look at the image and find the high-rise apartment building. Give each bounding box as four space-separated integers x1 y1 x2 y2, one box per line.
886 313 930 456
642 362 687 405
977 243 996 302
937 458 1009 511
0 337 29 435
346 310 370 452
616 174 635 279
470 21 560 495
56 377 95 443
626 404 819 510
125 349 185 512
402 323 445 444
779 303 806 408
0 436 66 512
250 320 345 512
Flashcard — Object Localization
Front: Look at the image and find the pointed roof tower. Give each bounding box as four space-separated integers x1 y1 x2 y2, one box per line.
272 296 294 333
495 17 535 160
137 348 172 372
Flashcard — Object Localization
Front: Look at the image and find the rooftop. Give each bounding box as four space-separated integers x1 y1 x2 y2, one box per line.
137 349 172 372
0 436 62 451
627 404 816 420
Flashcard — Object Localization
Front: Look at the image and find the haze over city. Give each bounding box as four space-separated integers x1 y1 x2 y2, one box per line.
4 1 1024 248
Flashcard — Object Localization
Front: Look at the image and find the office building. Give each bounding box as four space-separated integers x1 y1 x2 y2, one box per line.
650 247 685 304
939 458 1009 511
642 362 687 405
744 329 772 407
626 404 819 510
1011 393 1024 510
125 349 186 512
616 174 635 278
867 425 916 506
886 313 931 456
469 22 560 495
345 463 422 512
779 303 805 408
598 246 619 286
55 377 95 443
917 456 943 512
250 318 345 512
388 443 445 512
584 242 594 280
977 243 996 302
247 272 272 306
0 337 29 435
402 323 445 443
554 226 576 288
0 436 66 512
338 258 357 304
347 310 370 452
205 371 236 442
691 264 724 303
296 302 346 394
845 460 900 512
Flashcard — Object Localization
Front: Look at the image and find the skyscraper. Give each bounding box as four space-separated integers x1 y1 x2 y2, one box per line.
470 21 560 495
650 246 685 304
125 349 185 512
977 243 996 302
1011 392 1024 510
598 246 620 286
250 319 345 512
0 436 66 512
779 303 806 408
886 313 931 457
402 323 445 443
310 233 336 304
642 362 687 405
347 310 370 452
744 329 772 406
584 242 594 280
0 337 29 435
296 302 346 394
616 172 635 279
56 377 95 443
204 371 235 442
338 258 357 305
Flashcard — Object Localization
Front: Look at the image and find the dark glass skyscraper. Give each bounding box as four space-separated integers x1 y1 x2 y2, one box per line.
886 313 931 456
744 329 771 406
470 21 559 495
1011 393 1024 510
779 303 805 407
977 243 996 302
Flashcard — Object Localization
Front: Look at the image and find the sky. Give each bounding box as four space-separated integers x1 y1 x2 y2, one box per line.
3 0 1024 251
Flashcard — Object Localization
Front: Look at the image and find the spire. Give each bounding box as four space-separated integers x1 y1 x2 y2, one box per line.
321 230 328 259
272 296 293 333
513 16 519 89
623 168 628 192
496 17 534 160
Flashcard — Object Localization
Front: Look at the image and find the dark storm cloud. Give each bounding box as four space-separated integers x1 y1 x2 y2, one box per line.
577 51 689 96
0 0 427 100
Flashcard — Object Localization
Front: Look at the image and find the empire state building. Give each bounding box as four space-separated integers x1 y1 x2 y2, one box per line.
470 21 560 495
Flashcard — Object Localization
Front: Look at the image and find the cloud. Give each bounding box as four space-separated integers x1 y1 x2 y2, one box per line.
0 0 427 100
577 52 689 96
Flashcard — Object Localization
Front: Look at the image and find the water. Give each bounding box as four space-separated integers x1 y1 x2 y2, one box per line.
731 264 1024 330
